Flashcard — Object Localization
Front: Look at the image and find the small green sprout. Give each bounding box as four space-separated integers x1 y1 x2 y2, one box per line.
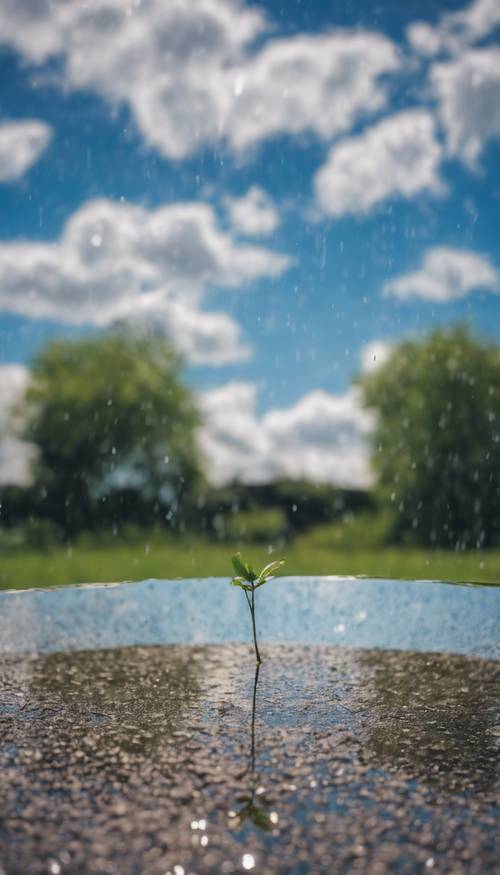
230 553 285 663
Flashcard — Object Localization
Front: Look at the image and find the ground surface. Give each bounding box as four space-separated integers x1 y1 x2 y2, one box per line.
1 537 499 589
0 644 499 874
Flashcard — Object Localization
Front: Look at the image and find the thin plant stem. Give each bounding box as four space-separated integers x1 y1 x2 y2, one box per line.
243 588 260 661
250 586 261 664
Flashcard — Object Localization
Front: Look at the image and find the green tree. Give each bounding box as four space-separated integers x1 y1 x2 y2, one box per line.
360 326 500 548
23 331 203 535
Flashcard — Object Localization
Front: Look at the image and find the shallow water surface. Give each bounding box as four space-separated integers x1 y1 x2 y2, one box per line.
1 576 499 658
1 644 499 874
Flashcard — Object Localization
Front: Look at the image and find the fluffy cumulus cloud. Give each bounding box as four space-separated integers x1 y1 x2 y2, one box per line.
0 364 29 427
360 340 393 374
224 30 399 152
0 120 52 182
199 382 275 484
314 110 444 217
407 0 500 57
0 364 34 487
1 370 374 489
431 48 500 166
384 247 500 302
0 0 399 158
224 186 279 236
0 198 290 365
0 435 35 487
200 382 374 488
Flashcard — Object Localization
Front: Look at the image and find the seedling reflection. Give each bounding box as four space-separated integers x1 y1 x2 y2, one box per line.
232 663 274 833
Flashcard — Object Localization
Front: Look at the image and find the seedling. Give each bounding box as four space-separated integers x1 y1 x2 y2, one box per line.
230 553 285 663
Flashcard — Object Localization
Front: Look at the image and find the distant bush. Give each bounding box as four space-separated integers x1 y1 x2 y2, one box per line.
216 507 287 544
194 479 373 538
74 524 156 548
23 518 62 550
298 511 396 551
0 518 61 553
0 526 26 552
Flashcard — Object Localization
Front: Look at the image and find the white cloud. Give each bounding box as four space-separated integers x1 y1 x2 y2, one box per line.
160 300 252 366
225 30 399 152
0 367 374 489
0 0 265 69
200 382 275 484
431 48 500 166
0 364 34 487
0 364 29 429
407 0 500 57
384 247 500 302
224 186 279 236
360 340 393 374
0 436 35 487
0 120 52 182
0 1 399 158
200 382 374 488
314 110 444 217
0 198 291 365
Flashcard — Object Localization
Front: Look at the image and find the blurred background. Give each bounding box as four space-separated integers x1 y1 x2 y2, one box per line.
0 0 499 588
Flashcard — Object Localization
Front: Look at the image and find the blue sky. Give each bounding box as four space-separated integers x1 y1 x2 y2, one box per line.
0 0 499 486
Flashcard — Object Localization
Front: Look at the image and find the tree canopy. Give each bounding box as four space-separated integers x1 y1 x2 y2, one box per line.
23 331 202 534
360 326 500 549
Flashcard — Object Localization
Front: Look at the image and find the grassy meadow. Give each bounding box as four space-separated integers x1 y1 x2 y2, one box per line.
1 529 499 590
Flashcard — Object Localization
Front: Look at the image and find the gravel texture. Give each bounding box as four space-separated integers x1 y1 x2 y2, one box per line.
0 644 499 875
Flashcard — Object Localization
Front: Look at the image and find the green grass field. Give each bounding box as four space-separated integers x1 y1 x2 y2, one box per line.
1 534 499 590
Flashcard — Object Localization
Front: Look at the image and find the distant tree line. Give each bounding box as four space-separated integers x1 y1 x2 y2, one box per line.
193 480 374 542
1 325 499 550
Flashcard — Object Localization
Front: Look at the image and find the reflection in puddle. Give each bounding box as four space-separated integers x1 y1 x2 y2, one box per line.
0 644 498 874
230 663 277 833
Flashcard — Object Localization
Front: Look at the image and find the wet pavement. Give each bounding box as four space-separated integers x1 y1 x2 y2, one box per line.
0 644 499 874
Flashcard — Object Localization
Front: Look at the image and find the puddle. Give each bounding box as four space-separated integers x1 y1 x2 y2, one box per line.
0 644 498 874
1 577 499 659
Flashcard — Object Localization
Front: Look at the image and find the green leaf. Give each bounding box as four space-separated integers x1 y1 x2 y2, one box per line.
231 553 256 582
231 553 247 577
248 804 273 831
255 558 285 586
236 801 272 832
258 559 285 581
230 578 253 592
